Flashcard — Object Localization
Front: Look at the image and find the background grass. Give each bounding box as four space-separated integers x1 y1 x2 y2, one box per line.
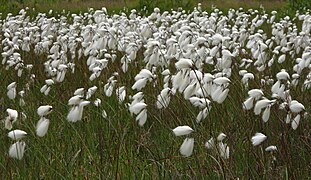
0 0 288 16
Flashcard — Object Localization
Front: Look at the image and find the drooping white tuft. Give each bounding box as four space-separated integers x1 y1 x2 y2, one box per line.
291 114 301 130
9 141 26 160
36 117 50 137
8 130 27 140
251 132 267 146
213 77 231 85
175 58 193 70
37 105 53 117
218 142 230 159
129 102 147 115
180 138 194 157
205 137 214 149
67 106 80 122
248 89 264 99
68 95 83 105
243 97 254 110
254 99 273 115
217 133 227 141
289 101 305 113
136 109 147 126
172 126 194 136
262 105 271 122
265 145 277 152
7 82 17 100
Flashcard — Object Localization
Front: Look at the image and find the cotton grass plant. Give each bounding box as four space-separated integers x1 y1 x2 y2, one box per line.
0 4 310 179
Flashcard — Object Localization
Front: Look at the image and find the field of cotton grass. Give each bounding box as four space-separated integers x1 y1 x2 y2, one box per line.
0 4 310 178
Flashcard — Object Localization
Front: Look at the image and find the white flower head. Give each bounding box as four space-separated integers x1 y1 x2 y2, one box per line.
172 126 194 136
251 133 267 146
9 141 26 160
180 138 194 157
8 130 27 140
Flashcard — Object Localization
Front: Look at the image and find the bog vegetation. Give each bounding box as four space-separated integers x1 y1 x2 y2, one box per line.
0 1 310 179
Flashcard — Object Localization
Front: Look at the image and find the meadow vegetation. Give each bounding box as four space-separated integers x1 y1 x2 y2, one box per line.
0 0 310 179
0 0 288 15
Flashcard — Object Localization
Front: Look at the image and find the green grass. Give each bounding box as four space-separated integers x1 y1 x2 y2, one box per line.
0 0 288 16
